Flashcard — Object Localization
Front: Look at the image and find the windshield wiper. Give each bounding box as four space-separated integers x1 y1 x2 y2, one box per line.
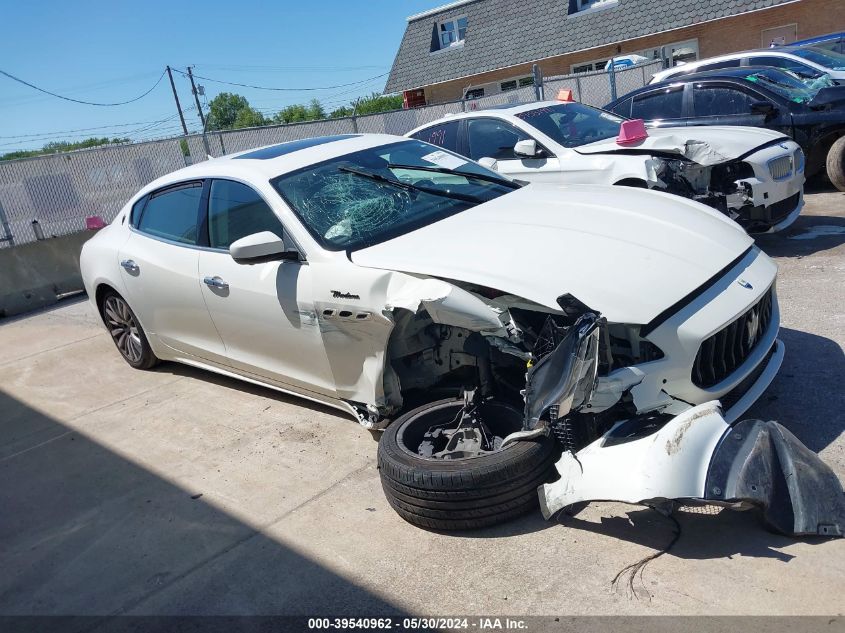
338 165 486 203
387 163 520 188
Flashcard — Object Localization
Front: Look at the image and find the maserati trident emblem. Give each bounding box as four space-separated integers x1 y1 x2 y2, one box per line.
746 308 761 351
737 279 753 290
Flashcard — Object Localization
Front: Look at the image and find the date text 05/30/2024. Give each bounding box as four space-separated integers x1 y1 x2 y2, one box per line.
308 617 529 630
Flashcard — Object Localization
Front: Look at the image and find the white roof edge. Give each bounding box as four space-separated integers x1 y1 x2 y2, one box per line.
407 0 479 22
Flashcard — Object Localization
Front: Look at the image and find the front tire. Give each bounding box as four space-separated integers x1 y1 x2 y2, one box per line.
826 136 845 192
99 290 158 370
378 398 557 530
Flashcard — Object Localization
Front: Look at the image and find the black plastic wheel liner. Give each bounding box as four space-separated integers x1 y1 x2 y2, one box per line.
705 419 845 537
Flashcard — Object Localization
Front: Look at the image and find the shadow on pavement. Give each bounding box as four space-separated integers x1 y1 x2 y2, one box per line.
746 327 845 454
151 361 352 425
0 390 405 618
755 212 845 258
557 504 824 564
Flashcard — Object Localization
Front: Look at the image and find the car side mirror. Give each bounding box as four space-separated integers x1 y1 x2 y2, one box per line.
477 157 499 170
750 101 777 117
513 138 539 157
230 231 300 263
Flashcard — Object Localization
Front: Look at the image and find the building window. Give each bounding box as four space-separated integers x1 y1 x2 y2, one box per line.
571 0 618 15
500 80 518 92
438 16 467 48
464 87 484 100
762 24 797 48
571 60 608 74
519 76 534 87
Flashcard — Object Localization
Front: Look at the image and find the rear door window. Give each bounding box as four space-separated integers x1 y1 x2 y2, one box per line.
137 182 203 245
697 59 742 72
608 98 632 117
630 86 685 119
746 55 820 79
409 120 461 152
692 84 760 116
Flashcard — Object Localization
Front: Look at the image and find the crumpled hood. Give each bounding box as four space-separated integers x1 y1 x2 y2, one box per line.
574 125 790 165
352 184 754 324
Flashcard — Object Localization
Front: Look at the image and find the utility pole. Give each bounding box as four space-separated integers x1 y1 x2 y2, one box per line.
186 66 206 127
166 66 189 136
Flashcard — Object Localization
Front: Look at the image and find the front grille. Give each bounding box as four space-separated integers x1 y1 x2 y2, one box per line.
793 148 805 174
692 286 774 388
767 192 801 223
768 154 793 181
719 344 776 412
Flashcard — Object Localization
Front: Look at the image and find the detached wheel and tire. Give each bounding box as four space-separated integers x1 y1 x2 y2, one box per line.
100 290 159 370
377 398 558 530
827 136 845 192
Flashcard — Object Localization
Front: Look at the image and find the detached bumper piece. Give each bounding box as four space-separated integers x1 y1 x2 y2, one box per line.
705 419 845 537
540 402 845 537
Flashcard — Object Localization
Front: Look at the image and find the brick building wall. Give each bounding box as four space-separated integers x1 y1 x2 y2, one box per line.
422 0 844 104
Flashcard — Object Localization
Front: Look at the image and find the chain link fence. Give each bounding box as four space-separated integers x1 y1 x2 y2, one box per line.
0 60 662 248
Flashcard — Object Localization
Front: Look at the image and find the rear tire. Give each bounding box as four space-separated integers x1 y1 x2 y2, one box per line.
378 398 557 530
99 290 159 370
826 136 845 192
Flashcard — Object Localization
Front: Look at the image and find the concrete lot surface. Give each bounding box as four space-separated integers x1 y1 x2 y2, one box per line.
1 187 844 617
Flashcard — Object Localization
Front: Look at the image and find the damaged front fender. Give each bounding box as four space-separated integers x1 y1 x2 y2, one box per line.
539 402 845 536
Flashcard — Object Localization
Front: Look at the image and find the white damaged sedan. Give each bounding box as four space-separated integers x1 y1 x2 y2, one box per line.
81 134 844 536
408 100 806 233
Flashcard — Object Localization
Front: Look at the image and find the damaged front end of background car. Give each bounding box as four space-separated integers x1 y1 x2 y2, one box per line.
611 134 805 233
367 281 844 537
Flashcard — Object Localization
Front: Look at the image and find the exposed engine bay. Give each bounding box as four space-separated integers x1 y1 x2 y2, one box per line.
367 281 844 538
378 281 658 452
650 156 755 223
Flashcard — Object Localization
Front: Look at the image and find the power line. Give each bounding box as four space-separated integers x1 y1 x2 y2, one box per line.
194 64 387 73
0 108 197 150
0 68 167 106
0 118 182 140
172 68 389 92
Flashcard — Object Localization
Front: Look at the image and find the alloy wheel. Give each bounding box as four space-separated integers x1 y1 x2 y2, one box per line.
103 296 143 363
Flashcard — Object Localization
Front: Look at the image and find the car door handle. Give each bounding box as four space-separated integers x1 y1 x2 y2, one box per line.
203 276 229 290
120 259 139 273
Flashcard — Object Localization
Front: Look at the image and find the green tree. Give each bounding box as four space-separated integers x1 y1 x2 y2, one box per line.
272 98 326 124
329 105 354 118
206 92 252 131
234 107 268 129
305 98 325 120
353 93 404 115
0 137 131 162
327 93 403 119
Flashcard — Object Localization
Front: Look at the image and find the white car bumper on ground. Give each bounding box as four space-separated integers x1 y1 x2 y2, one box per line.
539 401 845 537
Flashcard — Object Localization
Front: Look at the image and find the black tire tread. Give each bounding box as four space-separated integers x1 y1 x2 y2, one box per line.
377 398 558 531
826 135 845 192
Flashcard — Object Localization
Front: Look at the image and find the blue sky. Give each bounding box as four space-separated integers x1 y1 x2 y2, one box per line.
0 0 445 151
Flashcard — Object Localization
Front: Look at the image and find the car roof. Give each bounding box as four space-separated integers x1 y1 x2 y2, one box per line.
136 133 408 195
793 32 844 46
652 65 793 85
407 100 584 132
651 48 819 79
608 66 792 106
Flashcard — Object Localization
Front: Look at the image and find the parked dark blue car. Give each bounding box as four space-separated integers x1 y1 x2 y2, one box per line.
605 66 845 190
793 31 845 55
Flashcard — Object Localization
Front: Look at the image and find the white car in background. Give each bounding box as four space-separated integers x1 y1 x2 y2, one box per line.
407 100 806 233
80 133 844 536
649 46 845 86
